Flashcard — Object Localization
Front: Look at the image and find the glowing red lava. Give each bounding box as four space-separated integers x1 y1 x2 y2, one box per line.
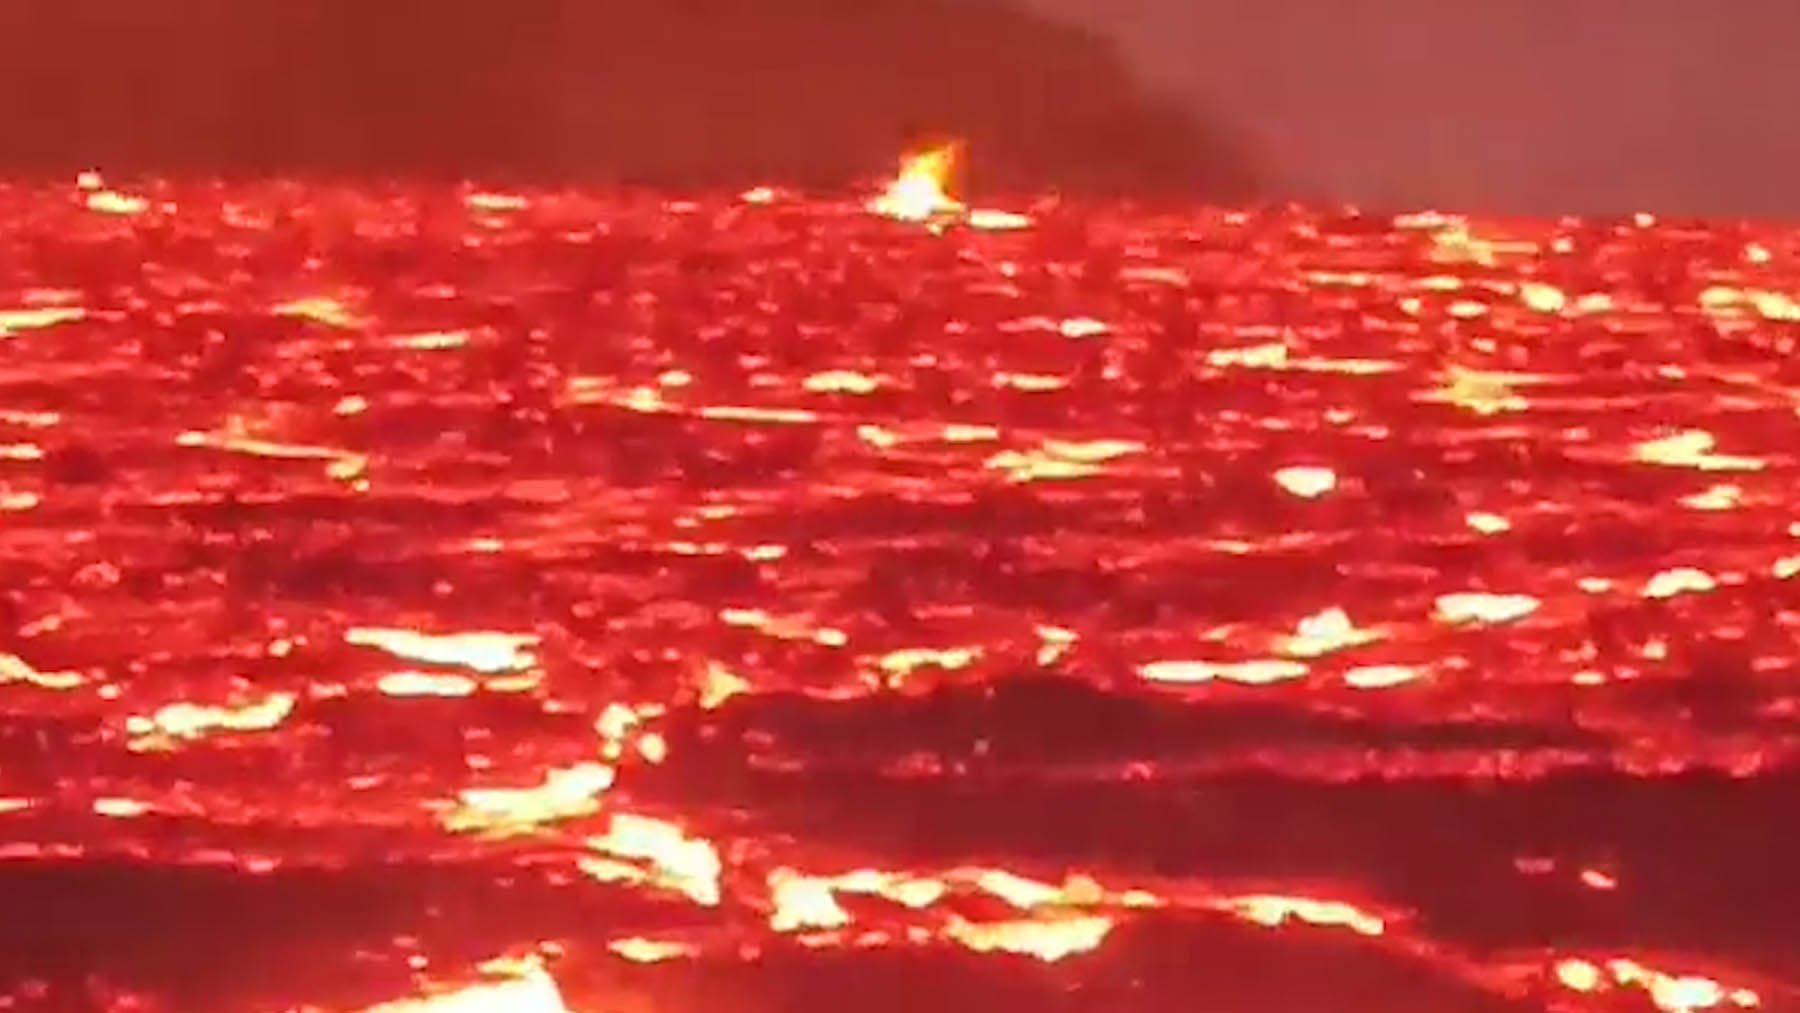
0 166 1795 1011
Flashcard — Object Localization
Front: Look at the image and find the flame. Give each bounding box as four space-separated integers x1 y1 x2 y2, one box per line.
868 143 963 223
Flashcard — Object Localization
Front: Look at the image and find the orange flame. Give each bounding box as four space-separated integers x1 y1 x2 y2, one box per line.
868 143 964 223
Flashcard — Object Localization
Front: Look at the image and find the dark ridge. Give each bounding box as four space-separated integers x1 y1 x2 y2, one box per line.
0 0 1259 199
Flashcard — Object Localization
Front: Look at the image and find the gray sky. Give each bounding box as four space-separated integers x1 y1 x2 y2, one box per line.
1015 0 1800 218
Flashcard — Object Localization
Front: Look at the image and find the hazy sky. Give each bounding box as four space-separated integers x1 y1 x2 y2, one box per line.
1016 0 1800 218
1 2 1794 218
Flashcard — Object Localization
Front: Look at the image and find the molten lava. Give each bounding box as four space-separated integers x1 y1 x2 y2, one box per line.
0 167 1793 1011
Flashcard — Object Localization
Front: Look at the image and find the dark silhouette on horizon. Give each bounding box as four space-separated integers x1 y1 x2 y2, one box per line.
0 0 1259 199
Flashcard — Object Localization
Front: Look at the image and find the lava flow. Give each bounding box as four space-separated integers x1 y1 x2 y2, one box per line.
0 158 1797 1013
